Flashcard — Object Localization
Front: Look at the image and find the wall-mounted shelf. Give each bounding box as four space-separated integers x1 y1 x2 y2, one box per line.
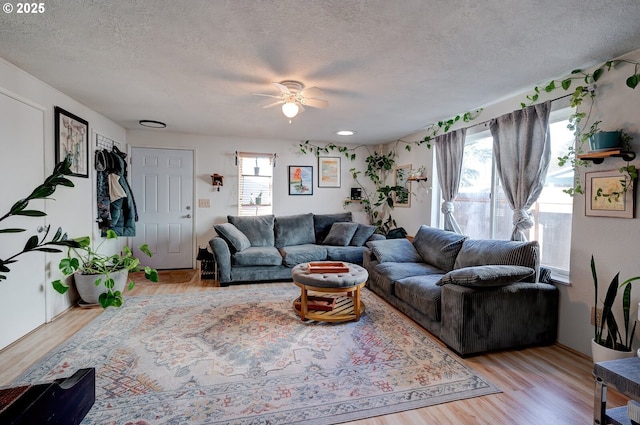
407 176 428 182
577 149 636 164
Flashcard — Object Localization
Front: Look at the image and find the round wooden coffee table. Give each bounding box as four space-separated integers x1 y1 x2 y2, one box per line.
291 262 368 322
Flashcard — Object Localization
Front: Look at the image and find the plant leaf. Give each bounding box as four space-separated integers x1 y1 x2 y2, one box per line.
14 210 47 217
0 228 26 234
626 74 639 89
51 279 69 294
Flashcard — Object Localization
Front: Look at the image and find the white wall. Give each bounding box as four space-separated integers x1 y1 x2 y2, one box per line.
126 130 369 250
0 58 126 320
389 48 640 356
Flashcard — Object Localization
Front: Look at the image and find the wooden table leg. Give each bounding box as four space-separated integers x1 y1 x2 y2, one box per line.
353 285 361 321
300 285 308 321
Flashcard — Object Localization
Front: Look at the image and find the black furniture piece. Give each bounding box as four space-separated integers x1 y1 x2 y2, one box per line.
0 368 95 425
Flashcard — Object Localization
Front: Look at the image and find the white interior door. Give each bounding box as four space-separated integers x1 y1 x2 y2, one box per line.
0 92 46 350
130 147 194 269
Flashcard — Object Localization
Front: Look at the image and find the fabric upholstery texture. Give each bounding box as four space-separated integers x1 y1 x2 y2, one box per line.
394 274 444 322
453 239 539 282
214 223 251 252
436 265 535 287
279 244 327 267
228 215 275 247
232 246 282 266
323 222 359 246
412 225 467 272
349 224 377 246
325 246 368 264
367 238 423 263
274 213 315 248
313 212 352 243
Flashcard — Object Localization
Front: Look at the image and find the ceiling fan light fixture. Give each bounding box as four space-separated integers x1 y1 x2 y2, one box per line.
336 130 356 136
282 102 299 119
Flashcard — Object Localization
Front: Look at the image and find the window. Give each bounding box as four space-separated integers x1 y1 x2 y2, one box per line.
238 152 273 216
454 108 574 276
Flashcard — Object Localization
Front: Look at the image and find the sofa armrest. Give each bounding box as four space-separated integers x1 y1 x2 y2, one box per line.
209 236 231 283
439 281 558 356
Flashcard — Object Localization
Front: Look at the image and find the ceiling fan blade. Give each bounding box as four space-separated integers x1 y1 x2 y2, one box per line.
253 93 282 99
300 86 324 98
273 82 290 94
303 98 328 109
262 100 284 108
298 104 306 113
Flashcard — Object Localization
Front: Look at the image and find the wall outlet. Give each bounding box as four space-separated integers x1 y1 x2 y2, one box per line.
198 198 211 208
591 306 603 327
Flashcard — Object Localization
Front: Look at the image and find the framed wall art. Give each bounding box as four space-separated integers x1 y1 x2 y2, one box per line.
585 169 635 218
318 156 341 187
289 165 313 195
393 164 411 207
55 106 89 177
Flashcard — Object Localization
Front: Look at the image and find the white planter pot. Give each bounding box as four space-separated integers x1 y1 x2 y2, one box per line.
591 338 635 363
74 269 128 305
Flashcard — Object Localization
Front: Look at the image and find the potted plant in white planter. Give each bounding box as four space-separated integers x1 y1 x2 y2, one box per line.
51 229 159 308
591 255 640 363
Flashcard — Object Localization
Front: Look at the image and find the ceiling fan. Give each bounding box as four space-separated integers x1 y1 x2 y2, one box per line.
253 80 328 122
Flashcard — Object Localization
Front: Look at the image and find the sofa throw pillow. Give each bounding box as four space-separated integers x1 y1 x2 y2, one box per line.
323 222 359 246
214 223 251 252
453 239 539 283
274 213 315 248
412 225 467 272
349 224 377 246
436 265 535 287
227 215 275 247
313 212 353 243
366 238 423 263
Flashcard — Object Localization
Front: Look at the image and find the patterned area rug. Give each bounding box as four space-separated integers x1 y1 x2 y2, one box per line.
14 285 500 424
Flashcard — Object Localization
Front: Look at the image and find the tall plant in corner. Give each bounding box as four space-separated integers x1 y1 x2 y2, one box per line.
0 157 81 281
592 255 640 352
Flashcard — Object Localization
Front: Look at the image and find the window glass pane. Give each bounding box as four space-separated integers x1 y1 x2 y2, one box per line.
238 153 273 216
457 135 493 239
454 112 573 275
526 119 574 274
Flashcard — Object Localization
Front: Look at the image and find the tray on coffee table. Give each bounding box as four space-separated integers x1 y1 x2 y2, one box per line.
307 262 349 273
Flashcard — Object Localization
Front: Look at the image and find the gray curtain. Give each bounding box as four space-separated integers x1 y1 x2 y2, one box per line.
489 101 551 241
435 128 467 234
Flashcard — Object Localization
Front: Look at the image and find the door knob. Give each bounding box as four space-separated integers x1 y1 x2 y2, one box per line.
185 214 192 218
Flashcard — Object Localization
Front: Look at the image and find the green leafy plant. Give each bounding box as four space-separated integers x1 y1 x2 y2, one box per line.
592 255 640 352
0 157 81 281
522 58 640 196
52 229 159 308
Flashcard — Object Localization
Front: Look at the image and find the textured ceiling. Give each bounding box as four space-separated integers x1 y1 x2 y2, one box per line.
1 0 640 145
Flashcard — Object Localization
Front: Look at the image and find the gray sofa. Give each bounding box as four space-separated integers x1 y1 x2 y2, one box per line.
364 225 559 356
209 212 384 285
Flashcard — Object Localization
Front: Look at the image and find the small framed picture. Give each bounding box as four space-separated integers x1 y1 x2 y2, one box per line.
289 165 313 195
55 106 89 177
585 169 635 218
318 157 341 187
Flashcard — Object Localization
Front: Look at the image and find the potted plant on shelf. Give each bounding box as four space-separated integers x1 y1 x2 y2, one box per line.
51 229 159 308
591 255 640 363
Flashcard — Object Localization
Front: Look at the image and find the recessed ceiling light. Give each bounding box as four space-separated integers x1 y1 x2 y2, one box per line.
139 120 166 128
336 130 356 136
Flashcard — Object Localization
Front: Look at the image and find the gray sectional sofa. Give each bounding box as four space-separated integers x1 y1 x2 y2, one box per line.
364 225 559 356
209 212 384 285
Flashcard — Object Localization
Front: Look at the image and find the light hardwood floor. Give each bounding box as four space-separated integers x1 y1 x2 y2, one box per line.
0 270 628 424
